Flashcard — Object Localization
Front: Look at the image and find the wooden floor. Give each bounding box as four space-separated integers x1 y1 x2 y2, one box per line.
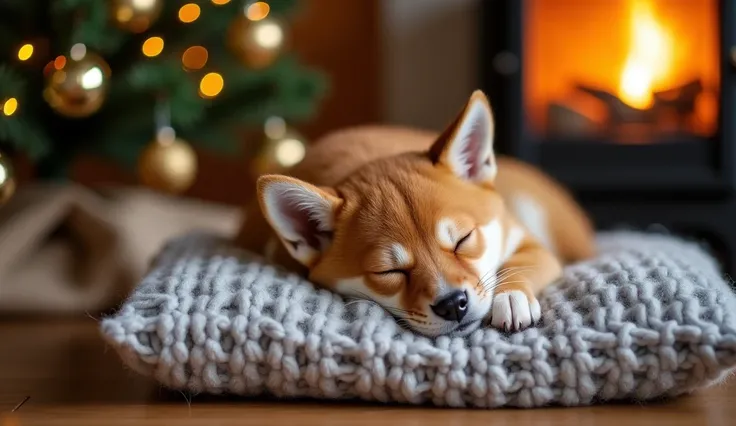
0 318 734 425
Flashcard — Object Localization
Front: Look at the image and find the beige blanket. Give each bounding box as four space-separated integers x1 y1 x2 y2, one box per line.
0 183 241 314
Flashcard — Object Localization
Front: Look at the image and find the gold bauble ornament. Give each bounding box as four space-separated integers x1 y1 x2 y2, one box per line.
251 117 307 178
110 0 164 33
138 129 198 194
228 14 286 69
0 153 16 205
43 46 111 118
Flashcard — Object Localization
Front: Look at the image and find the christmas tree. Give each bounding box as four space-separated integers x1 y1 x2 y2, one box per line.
0 0 326 200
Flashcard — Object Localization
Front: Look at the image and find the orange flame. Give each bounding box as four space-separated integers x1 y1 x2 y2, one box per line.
617 0 674 109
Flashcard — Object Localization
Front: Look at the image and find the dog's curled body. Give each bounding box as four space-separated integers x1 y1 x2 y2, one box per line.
235 91 595 337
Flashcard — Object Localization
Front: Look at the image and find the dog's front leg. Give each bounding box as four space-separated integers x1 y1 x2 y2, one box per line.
485 236 562 332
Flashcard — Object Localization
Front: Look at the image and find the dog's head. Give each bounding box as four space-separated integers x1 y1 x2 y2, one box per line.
257 90 516 337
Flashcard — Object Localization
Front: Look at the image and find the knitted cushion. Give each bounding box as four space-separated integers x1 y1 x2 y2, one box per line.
100 231 736 408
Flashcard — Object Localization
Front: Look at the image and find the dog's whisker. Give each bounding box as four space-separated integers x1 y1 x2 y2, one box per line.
479 267 537 290
482 280 529 297
497 265 539 272
494 267 538 282
478 269 497 282
484 280 527 290
483 279 529 289
496 265 538 275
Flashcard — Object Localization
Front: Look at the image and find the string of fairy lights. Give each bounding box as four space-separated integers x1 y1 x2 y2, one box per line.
0 0 308 203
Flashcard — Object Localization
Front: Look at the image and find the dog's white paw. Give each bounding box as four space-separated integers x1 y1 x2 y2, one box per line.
490 290 541 332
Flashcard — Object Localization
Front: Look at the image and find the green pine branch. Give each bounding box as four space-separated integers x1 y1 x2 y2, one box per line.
52 0 127 54
126 59 207 128
0 66 52 159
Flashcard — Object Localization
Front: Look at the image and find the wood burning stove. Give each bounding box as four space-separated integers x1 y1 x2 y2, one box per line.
480 0 736 274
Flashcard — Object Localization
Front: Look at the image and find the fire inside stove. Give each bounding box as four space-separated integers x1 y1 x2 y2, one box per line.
524 0 719 143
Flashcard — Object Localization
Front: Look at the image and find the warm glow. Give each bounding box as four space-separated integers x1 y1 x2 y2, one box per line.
212 0 230 4
617 0 674 109
179 3 201 23
17 44 33 61
199 72 224 98
524 0 719 139
2 98 18 116
247 2 270 21
182 46 208 70
142 37 164 57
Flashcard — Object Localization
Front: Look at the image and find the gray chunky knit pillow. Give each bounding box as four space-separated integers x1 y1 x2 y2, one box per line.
100 231 736 408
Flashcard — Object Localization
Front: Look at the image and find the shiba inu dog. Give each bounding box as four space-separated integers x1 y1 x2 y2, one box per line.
235 90 596 337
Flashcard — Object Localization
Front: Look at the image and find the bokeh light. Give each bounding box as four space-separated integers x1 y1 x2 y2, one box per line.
43 60 55 77
182 46 209 71
246 2 270 21
264 116 286 139
254 21 283 49
3 98 18 116
0 161 7 185
211 0 231 5
142 37 165 57
70 43 87 61
53 56 67 70
199 72 224 98
51 70 67 85
178 3 201 23
81 67 104 90
116 6 133 23
133 0 158 7
17 44 34 61
275 138 305 167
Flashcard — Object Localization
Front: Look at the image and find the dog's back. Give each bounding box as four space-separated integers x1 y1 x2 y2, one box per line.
234 125 595 270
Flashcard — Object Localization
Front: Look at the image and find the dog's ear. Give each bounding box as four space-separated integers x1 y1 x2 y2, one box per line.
257 174 343 267
429 90 496 184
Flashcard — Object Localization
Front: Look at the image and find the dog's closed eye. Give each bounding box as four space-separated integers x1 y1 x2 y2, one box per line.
454 230 474 253
375 269 408 277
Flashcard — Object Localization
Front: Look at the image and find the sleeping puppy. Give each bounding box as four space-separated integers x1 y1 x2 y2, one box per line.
234 90 596 337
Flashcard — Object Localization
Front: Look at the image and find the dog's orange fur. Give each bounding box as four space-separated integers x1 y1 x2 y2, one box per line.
234 90 596 337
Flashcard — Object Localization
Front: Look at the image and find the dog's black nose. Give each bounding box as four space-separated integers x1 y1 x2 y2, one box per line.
431 290 468 322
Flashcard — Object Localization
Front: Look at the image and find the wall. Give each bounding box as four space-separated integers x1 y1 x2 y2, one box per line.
380 0 480 131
